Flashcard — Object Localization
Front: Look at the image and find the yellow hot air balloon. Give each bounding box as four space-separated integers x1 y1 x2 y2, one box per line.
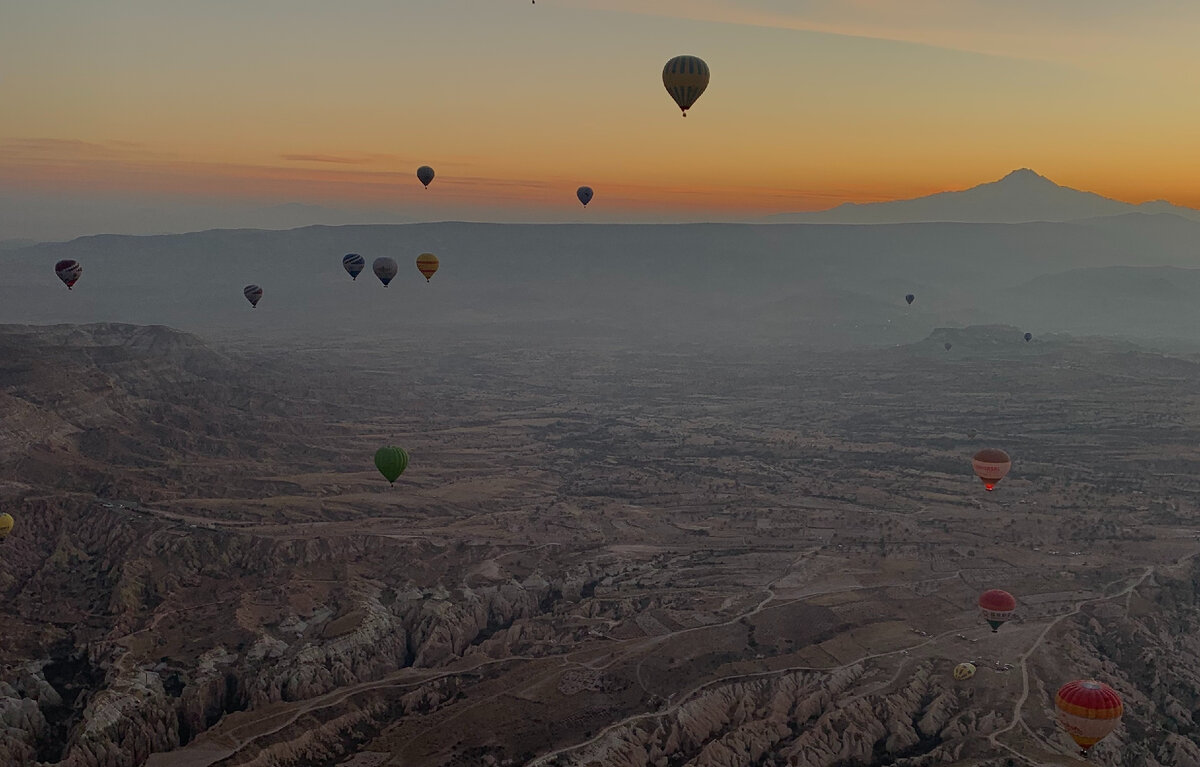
416 253 439 282
0 513 13 542
662 55 709 116
953 662 976 680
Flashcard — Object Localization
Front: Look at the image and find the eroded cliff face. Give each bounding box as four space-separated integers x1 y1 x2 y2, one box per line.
545 663 994 767
0 500 596 767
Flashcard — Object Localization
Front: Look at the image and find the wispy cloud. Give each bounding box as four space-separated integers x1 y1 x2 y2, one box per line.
280 153 376 165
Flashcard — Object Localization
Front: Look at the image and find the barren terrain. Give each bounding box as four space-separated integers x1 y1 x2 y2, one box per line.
1 323 1199 766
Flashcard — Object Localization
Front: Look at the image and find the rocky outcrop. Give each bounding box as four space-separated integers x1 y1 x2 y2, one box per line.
557 663 993 767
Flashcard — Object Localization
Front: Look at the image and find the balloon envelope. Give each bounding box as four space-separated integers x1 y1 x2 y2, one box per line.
416 253 439 282
952 663 976 680
1024 332 1033 342
374 446 409 484
1056 680 1122 755
243 285 263 307
577 186 594 207
944 342 952 351
662 55 710 115
373 257 398 287
417 166 435 188
55 259 82 290
905 294 915 305
972 448 1011 491
0 512 12 541
978 589 1016 631
343 253 365 280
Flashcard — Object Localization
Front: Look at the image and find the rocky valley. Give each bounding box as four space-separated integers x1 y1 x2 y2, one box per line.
1 323 1198 766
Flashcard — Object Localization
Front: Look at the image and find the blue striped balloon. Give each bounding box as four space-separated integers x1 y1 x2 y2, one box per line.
343 253 366 280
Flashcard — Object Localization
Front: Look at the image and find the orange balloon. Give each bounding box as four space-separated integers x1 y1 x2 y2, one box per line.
1056 680 1122 756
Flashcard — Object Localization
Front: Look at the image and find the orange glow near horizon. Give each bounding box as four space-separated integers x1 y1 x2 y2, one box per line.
4 0 1200 233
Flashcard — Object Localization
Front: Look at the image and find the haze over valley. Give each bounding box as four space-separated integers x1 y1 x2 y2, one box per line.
6 1 1200 763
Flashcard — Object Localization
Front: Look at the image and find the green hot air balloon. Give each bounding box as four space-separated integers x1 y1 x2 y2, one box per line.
374 446 409 484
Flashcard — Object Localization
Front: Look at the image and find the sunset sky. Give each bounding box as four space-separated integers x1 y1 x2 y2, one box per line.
4 0 1200 239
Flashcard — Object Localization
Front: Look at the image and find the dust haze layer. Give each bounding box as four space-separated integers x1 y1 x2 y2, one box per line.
4 212 1200 349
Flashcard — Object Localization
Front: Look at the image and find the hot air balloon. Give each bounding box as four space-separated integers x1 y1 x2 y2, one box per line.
944 342 953 351
966 430 978 439
905 294 915 305
0 513 12 543
244 285 263 308
417 166 435 188
374 446 409 484
953 662 976 680
1056 680 1122 757
55 260 82 290
373 257 398 287
662 55 709 116
416 253 439 282
1024 332 1033 342
343 253 366 280
577 186 593 207
972 448 1011 491
978 589 1016 632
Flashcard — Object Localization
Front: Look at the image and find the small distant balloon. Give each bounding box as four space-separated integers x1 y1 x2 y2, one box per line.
343 253 365 280
577 186 594 207
244 285 263 308
417 166 435 188
952 663 976 681
55 260 82 290
1024 332 1033 342
662 55 710 116
905 294 915 305
416 253 439 282
944 342 952 351
972 448 1011 491
0 512 12 543
373 257 398 287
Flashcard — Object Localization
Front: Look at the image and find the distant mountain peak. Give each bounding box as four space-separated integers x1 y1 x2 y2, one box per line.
996 168 1056 186
767 168 1200 225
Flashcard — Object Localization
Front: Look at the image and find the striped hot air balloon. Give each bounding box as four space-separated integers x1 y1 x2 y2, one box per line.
972 448 1011 491
662 55 709 116
952 663 976 680
416 253 439 282
244 285 263 307
978 589 1016 632
55 259 82 290
1056 680 1122 756
343 253 366 280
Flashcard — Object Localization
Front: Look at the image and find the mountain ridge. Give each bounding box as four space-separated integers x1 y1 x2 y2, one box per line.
767 169 1200 224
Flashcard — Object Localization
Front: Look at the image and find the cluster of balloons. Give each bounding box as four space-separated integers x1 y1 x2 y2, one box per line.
966 590 1122 754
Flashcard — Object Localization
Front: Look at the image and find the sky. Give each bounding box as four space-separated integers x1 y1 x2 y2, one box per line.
4 0 1200 240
